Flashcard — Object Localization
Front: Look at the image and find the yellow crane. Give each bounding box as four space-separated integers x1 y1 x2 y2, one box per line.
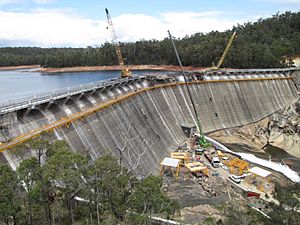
105 8 131 78
211 31 237 70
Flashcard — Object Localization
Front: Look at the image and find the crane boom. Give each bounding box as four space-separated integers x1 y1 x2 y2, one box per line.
168 30 210 149
105 8 131 78
216 31 237 69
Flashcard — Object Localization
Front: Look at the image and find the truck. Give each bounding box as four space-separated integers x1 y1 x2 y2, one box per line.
195 148 204 155
204 151 221 168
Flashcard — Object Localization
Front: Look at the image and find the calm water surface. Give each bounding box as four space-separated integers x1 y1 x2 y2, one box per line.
0 69 158 101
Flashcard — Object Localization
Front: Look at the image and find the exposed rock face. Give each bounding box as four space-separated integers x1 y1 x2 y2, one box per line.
210 99 300 158
266 100 300 156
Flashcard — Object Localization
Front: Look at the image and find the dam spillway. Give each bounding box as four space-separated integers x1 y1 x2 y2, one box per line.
0 68 299 175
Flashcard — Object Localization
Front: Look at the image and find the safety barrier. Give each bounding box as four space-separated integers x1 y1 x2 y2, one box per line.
0 76 145 114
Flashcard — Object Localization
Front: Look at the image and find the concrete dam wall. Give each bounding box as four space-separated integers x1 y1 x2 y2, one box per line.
0 70 298 175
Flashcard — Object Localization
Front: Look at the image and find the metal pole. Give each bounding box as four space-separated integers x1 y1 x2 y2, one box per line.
167 30 207 147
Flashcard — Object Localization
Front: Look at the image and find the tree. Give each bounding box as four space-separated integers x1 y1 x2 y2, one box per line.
0 165 20 225
44 144 87 224
266 183 300 225
1 11 300 68
14 135 51 165
17 157 41 225
129 175 179 218
86 154 131 224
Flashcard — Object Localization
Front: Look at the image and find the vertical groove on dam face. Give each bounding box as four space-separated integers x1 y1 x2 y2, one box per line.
0 78 298 174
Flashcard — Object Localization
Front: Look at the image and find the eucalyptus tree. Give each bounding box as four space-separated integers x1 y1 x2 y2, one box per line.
17 157 41 225
0 165 21 225
44 145 88 224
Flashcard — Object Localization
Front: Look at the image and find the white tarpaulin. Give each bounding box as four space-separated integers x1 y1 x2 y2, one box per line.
205 136 300 183
249 167 272 178
161 157 180 167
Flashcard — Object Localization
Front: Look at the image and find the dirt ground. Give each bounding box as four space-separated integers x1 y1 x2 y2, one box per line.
36 65 208 73
0 65 40 70
0 64 209 73
162 134 297 224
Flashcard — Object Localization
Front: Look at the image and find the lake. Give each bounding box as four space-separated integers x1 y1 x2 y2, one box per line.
0 69 159 102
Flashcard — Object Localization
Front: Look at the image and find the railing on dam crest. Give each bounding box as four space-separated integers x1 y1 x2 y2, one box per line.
0 67 299 115
0 76 145 115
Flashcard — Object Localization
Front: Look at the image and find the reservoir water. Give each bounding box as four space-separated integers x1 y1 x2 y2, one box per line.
0 69 159 102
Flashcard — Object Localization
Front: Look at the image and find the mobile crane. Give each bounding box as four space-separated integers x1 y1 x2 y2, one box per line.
168 30 210 149
211 31 237 70
105 8 131 78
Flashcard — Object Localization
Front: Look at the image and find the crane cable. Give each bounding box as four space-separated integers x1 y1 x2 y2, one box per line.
167 30 208 147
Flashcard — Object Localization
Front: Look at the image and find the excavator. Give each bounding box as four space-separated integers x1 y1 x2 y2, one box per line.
105 8 131 78
210 31 237 70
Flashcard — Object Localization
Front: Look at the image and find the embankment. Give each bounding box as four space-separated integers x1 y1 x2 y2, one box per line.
0 64 205 73
37 65 206 73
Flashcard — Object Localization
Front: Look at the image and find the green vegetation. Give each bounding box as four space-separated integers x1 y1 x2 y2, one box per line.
0 139 178 225
207 182 300 225
0 11 299 68
1 137 299 225
266 183 300 225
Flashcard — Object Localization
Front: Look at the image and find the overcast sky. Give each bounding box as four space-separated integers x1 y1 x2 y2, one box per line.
0 0 299 47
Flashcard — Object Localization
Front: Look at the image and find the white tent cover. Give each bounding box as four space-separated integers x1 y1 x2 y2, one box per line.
161 157 180 167
249 166 272 178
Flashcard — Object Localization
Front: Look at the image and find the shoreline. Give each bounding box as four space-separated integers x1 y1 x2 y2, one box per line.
0 65 207 73
0 65 40 71
37 65 207 73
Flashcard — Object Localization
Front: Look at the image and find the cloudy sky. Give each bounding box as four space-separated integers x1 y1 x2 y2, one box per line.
0 0 299 47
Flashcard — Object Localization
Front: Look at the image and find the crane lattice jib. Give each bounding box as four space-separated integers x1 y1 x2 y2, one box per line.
105 8 130 77
216 31 237 69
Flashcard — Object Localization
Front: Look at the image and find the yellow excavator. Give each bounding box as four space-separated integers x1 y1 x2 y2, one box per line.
105 8 131 78
210 31 237 70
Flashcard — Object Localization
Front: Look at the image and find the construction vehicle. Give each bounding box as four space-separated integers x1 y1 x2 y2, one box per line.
195 147 204 155
204 151 221 168
185 162 209 177
210 31 237 70
168 30 210 149
105 8 131 78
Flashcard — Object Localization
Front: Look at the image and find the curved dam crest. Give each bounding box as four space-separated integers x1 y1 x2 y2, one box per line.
0 69 299 177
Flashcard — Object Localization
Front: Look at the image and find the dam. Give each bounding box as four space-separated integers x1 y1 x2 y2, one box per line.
0 68 299 176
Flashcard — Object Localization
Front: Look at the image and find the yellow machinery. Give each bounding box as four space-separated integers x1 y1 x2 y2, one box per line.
160 157 181 180
170 152 190 164
105 8 131 78
217 150 224 157
185 162 209 177
227 157 249 175
211 31 237 70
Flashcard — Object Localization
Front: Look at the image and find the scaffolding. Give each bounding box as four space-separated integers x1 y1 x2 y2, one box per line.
160 157 181 180
170 152 190 165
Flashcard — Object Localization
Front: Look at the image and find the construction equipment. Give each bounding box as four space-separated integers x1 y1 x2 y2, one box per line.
105 8 131 78
211 31 237 70
185 162 209 177
160 157 181 180
170 152 190 164
168 30 210 149
226 157 249 175
204 151 221 168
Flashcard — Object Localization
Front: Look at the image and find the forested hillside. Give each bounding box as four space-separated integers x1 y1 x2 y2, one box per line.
0 138 179 225
0 11 299 68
